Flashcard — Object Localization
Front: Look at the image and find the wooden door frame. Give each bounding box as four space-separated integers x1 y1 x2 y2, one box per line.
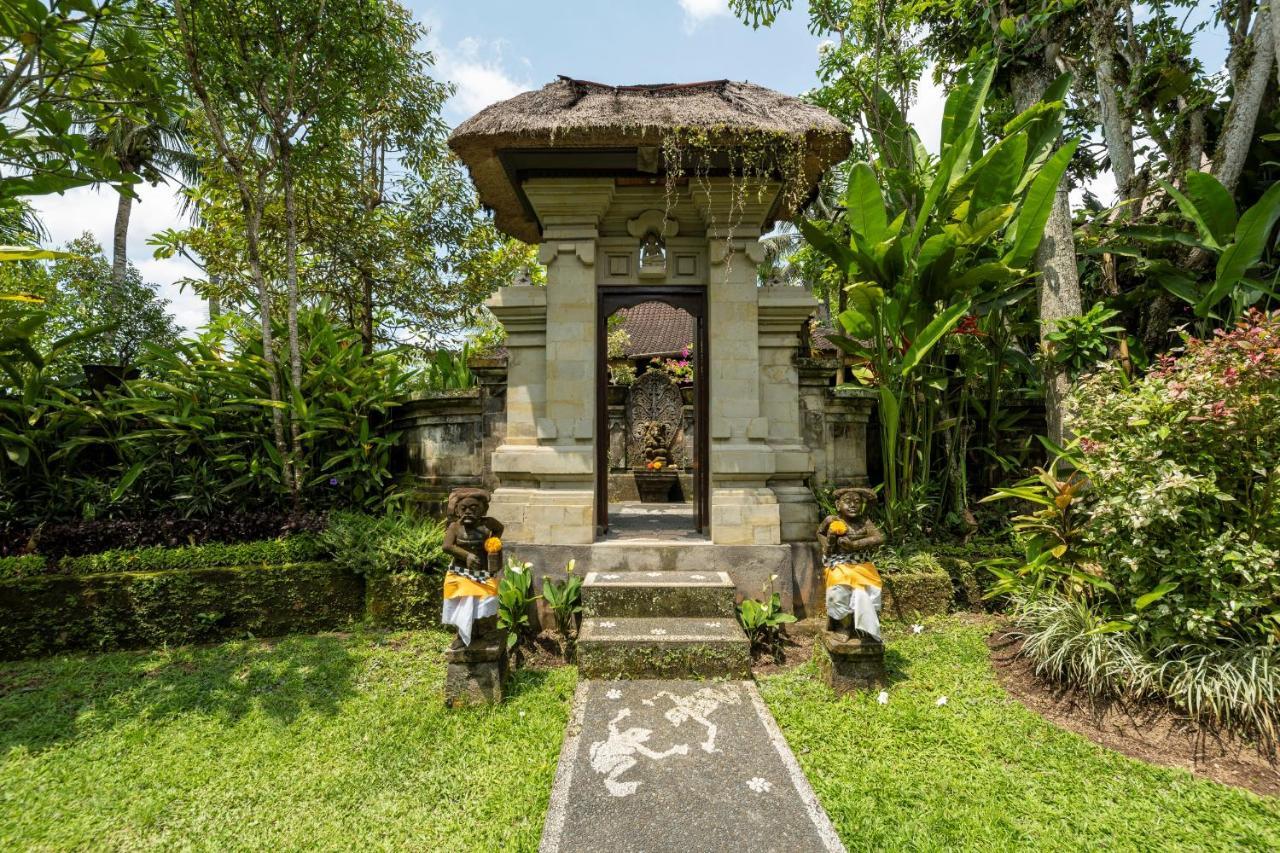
596 286 709 537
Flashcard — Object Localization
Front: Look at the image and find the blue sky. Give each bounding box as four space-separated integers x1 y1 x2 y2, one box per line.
33 0 1229 332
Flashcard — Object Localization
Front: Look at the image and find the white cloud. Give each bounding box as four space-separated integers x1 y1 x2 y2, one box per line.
908 65 947 156
29 181 208 334
678 0 729 31
426 28 531 122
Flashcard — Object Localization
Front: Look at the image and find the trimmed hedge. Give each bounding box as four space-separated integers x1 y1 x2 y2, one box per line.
367 571 443 631
881 571 954 620
57 536 327 576
1 512 327 559
0 554 47 579
0 562 365 660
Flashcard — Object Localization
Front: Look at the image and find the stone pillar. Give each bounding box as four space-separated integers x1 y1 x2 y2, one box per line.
798 358 838 486
486 281 545 541
693 180 780 545
826 386 876 487
471 354 508 493
487 179 614 545
758 283 819 543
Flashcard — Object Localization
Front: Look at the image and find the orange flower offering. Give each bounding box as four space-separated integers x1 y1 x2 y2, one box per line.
829 519 849 536
484 536 503 554
653 460 665 470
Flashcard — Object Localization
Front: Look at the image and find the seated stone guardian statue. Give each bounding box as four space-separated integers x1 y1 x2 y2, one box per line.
441 487 505 648
817 487 886 641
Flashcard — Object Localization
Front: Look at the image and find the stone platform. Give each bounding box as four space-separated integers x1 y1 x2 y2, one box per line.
576 570 749 679
540 679 844 853
509 541 826 620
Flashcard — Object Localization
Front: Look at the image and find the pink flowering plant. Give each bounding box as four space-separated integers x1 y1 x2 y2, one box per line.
648 344 695 384
1066 309 1280 647
990 311 1280 736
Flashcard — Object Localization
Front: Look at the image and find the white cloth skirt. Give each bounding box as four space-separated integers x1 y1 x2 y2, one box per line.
442 594 498 646
826 583 882 641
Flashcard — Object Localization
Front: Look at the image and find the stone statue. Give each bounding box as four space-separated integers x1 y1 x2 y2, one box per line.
636 419 674 467
442 487 505 648
817 487 885 641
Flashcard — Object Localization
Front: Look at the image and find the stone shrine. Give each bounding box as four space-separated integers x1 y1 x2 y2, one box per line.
449 77 849 592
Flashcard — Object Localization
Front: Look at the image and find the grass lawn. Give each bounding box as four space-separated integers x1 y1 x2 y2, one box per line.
762 616 1280 851
0 630 575 852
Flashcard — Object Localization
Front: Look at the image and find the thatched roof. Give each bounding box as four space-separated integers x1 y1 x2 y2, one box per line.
449 77 851 243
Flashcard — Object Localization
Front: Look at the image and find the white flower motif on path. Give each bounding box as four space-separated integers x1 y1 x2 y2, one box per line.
704 621 722 628
650 628 668 636
689 574 707 580
746 777 773 794
877 691 889 705
606 689 623 700
936 696 948 706
598 621 617 629
646 572 662 577
912 624 924 634
601 574 622 581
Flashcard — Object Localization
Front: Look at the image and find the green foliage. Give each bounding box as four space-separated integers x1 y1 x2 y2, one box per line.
989 311 1280 733
0 1 182 207
2 233 180 369
736 577 796 660
0 561 363 659
1043 302 1123 377
56 535 325 576
811 62 1072 532
541 559 583 643
1061 311 1280 647
0 303 413 525
419 343 475 393
1104 172 1280 325
0 554 47 579
497 559 540 653
1014 594 1280 742
320 512 445 577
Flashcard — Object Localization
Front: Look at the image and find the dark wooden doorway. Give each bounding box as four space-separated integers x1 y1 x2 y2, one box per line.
596 287 709 537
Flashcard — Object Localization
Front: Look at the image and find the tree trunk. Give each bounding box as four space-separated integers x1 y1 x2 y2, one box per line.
208 272 222 323
109 190 133 360
360 267 375 349
280 143 305 506
1214 6 1274 194
242 193 292 494
1014 53 1084 447
1091 1 1136 207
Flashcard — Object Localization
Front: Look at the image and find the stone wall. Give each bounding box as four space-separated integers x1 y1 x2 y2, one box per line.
391 354 875 511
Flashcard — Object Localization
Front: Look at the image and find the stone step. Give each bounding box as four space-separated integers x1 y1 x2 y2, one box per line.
581 570 736 619
576 616 751 680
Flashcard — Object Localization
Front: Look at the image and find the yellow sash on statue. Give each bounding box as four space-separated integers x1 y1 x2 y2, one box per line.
443 572 499 599
824 562 882 592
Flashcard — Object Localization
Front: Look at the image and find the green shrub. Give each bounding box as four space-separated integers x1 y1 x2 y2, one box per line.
873 549 944 576
0 562 364 659
57 536 326 575
498 559 540 654
321 512 445 577
1066 310 1280 647
0 555 47 579
1013 593 1280 741
0 303 413 526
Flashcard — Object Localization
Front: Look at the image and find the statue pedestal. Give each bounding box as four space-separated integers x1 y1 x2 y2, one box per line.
445 634 508 707
818 631 886 695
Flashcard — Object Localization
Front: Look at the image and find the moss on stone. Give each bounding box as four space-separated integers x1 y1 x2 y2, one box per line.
0 562 364 660
366 571 443 631
880 571 953 621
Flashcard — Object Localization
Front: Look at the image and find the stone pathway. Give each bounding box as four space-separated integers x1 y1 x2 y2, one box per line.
539 679 845 853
